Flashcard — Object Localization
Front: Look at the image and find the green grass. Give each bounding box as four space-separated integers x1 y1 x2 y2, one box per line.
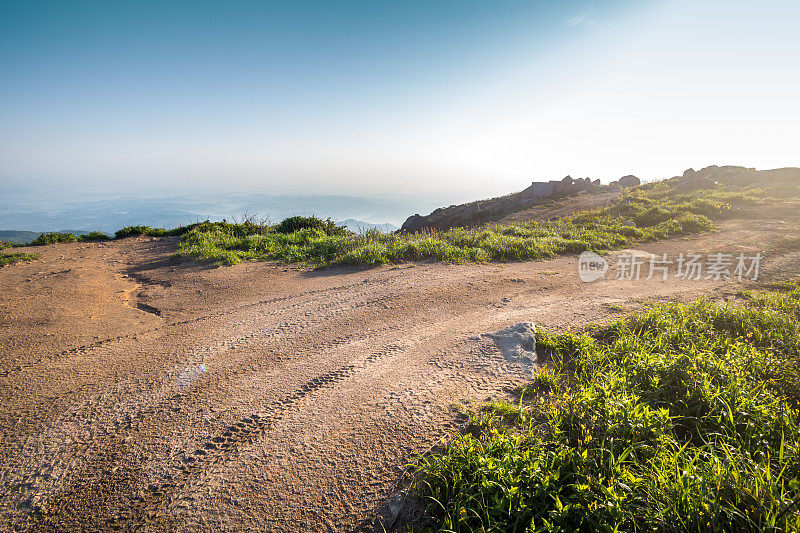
414 282 800 532
175 184 768 266
0 251 38 267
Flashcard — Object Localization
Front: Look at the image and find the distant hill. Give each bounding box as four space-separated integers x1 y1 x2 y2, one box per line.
0 230 41 244
337 219 399 234
0 229 94 244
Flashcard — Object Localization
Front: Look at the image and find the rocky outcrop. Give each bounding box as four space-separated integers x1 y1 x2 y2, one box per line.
673 165 800 191
401 176 602 232
401 165 800 233
519 176 603 200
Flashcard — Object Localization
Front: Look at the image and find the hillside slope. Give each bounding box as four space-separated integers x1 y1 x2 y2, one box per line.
1 198 799 530
399 165 800 233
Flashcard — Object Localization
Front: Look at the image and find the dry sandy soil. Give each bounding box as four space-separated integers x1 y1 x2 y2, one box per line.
1 204 799 532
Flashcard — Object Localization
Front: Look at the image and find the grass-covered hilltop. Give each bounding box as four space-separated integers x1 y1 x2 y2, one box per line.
415 282 800 532
176 165 798 266
175 186 740 266
3 165 798 270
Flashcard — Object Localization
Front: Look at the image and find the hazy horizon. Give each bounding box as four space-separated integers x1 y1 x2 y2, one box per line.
2 0 799 201
0 180 454 232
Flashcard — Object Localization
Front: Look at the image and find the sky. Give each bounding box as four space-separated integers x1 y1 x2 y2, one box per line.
1 0 799 199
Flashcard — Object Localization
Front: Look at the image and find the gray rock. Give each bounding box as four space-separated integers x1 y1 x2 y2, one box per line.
481 322 537 368
618 175 641 187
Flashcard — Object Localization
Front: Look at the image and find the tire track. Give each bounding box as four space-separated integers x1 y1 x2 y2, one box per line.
133 343 407 527
177 293 394 365
0 279 398 379
0 289 406 504
0 289 405 525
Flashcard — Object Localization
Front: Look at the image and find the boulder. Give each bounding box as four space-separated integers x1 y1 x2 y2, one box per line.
521 181 559 200
618 175 641 187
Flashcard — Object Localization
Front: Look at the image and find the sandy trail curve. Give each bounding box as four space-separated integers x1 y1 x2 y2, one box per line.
1 209 799 531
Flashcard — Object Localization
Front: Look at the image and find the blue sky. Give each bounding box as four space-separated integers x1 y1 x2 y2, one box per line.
1 0 798 198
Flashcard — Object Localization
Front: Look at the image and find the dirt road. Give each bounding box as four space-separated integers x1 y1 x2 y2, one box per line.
1 211 798 531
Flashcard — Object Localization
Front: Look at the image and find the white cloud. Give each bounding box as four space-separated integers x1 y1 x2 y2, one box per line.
568 11 596 27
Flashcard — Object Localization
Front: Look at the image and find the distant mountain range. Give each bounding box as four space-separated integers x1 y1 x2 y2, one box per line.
0 183 449 238
336 219 399 233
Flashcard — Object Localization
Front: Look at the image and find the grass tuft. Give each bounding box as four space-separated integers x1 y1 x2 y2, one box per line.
0 252 38 267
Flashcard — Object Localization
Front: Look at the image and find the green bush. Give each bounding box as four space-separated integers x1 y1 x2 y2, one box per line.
274 215 347 235
190 220 269 239
30 232 78 245
78 231 110 241
114 223 198 239
114 225 168 238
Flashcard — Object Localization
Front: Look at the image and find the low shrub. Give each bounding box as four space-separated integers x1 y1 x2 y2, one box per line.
30 232 78 245
274 216 347 236
114 223 198 239
114 226 168 239
78 231 110 241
